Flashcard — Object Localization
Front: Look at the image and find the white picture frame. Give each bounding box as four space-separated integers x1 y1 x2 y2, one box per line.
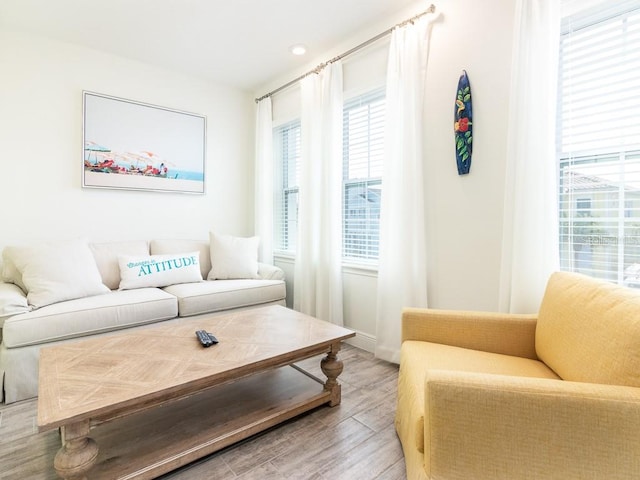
82 91 206 194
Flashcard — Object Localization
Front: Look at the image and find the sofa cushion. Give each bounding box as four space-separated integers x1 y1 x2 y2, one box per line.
2 288 177 348
163 279 285 317
150 239 211 280
397 340 559 454
118 252 203 290
3 239 110 309
207 232 260 280
90 240 150 290
536 271 640 388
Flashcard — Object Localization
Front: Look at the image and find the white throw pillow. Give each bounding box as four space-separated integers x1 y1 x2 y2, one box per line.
4 239 110 309
150 239 211 280
207 232 260 280
118 252 203 290
1 253 27 292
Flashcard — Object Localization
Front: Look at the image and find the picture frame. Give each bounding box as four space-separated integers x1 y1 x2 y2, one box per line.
82 91 206 194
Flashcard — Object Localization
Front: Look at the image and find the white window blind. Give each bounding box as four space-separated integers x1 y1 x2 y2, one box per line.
558 1 640 286
342 88 385 261
274 120 300 253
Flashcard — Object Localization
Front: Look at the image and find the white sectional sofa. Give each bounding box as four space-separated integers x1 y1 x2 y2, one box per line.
0 235 286 403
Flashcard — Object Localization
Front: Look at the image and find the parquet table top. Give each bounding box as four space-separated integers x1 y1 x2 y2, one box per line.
37 305 354 431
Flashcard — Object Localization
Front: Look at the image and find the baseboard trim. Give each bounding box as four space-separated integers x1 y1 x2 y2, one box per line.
345 329 376 353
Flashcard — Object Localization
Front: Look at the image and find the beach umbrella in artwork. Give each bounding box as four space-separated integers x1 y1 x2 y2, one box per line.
84 141 111 165
131 151 175 174
120 152 147 171
138 151 175 166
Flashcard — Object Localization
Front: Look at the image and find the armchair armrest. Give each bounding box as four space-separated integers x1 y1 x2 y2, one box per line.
425 370 640 480
257 262 285 281
402 307 538 359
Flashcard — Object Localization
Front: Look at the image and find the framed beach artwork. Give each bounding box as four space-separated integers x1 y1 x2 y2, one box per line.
82 91 206 194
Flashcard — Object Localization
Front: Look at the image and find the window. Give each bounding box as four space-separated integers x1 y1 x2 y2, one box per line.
274 120 301 253
558 2 640 286
273 88 385 261
342 88 385 262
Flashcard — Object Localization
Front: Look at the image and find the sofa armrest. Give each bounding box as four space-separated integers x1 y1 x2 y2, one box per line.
0 282 30 328
424 370 640 480
257 262 285 281
402 307 538 359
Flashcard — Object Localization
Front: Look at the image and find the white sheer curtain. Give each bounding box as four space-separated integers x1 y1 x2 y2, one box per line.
254 97 274 263
499 0 561 313
375 17 434 363
294 61 344 325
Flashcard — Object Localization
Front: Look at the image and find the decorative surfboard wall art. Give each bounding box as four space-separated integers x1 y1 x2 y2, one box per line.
454 70 473 175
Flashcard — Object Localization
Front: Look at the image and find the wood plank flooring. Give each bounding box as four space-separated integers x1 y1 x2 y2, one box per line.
0 344 406 480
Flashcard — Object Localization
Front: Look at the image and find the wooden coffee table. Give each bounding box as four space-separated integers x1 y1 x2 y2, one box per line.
37 305 355 480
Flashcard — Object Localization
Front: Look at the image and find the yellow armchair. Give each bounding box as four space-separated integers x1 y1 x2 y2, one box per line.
395 271 640 480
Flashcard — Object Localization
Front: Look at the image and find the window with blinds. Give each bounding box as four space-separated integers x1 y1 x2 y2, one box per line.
274 120 301 253
342 88 385 262
558 1 640 286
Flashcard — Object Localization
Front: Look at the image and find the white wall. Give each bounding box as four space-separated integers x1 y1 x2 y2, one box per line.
0 30 255 251
0 1 518 351
262 0 517 349
423 0 516 311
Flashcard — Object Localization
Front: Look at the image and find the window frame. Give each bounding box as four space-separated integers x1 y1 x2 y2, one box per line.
557 2 640 286
341 87 386 264
273 119 301 255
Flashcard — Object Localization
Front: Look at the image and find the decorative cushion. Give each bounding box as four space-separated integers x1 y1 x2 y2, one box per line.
90 240 150 290
2 239 110 309
1 252 28 293
536 271 640 388
118 252 203 290
150 239 211 280
207 232 260 280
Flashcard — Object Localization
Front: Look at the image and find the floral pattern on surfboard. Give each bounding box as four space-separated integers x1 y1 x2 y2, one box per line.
454 70 473 175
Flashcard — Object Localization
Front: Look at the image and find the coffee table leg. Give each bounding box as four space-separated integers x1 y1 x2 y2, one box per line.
321 342 344 407
54 420 98 480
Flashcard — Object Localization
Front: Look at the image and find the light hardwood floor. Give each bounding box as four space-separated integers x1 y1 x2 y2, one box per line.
0 344 406 480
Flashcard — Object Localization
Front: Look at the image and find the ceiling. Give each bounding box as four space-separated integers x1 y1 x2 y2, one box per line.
0 0 422 93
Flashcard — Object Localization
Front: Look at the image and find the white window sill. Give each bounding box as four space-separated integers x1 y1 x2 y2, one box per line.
273 252 378 277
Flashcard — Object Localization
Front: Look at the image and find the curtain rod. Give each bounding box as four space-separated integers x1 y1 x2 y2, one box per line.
254 4 436 103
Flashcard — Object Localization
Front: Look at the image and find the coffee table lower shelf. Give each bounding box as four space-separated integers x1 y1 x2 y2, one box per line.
85 365 330 480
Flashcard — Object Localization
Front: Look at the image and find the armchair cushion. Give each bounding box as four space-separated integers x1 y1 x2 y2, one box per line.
397 341 559 454
425 370 640 479
536 271 640 387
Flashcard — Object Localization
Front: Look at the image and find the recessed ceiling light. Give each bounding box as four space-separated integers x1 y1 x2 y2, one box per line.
290 44 307 56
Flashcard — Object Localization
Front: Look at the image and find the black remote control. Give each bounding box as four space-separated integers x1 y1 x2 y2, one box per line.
206 332 219 344
196 330 213 347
